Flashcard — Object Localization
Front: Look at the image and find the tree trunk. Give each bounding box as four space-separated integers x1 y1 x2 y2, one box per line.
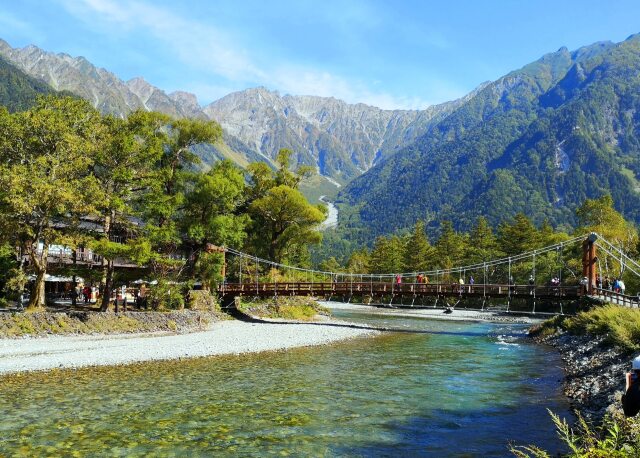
100 260 114 312
27 244 48 310
99 212 113 312
71 249 77 307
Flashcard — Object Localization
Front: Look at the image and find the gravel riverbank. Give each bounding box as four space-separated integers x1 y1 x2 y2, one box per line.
0 319 377 375
533 330 631 421
323 301 543 324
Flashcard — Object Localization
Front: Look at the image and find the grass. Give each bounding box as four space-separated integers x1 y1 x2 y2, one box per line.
531 305 640 351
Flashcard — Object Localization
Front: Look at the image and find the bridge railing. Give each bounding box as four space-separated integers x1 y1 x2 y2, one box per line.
593 287 640 308
220 282 581 299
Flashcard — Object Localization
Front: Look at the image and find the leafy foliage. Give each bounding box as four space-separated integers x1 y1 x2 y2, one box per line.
0 96 104 308
247 149 326 264
0 99 326 308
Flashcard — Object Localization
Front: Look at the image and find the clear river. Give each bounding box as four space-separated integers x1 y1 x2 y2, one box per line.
0 308 570 457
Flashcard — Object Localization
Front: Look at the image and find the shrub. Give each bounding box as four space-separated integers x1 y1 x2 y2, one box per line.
187 290 220 312
239 296 330 321
147 280 185 311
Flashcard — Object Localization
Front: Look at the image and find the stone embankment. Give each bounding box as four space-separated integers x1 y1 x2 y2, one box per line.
533 330 631 421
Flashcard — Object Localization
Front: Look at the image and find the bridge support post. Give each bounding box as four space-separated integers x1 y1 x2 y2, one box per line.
582 234 598 295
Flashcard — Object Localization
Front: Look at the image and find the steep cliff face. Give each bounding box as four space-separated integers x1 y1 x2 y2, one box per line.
204 87 473 183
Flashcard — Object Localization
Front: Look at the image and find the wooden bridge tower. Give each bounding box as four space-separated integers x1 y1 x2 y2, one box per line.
581 233 598 295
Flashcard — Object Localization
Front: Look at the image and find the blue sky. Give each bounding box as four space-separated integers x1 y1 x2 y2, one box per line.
1 0 639 109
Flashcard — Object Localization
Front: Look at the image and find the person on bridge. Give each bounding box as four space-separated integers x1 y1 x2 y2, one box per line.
619 279 626 295
416 273 423 284
395 274 402 285
580 276 589 294
469 276 474 285
623 355 640 417
528 275 535 295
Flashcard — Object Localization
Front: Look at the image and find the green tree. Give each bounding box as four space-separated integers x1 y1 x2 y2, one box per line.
465 217 499 264
369 235 405 274
90 111 167 311
249 185 326 263
404 220 434 272
576 194 639 284
247 148 325 264
434 221 466 277
273 148 314 189
319 256 341 273
576 194 638 254
140 117 223 278
182 160 249 287
346 249 370 274
0 96 103 309
497 213 540 256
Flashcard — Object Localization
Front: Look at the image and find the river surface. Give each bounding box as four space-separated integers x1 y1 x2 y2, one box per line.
0 308 570 457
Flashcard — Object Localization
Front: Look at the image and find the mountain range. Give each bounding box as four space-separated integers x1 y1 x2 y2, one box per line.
336 34 640 244
2 34 640 252
0 38 470 193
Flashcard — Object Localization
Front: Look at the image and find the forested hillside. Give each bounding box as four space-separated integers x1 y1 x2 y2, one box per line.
337 34 640 244
0 56 56 111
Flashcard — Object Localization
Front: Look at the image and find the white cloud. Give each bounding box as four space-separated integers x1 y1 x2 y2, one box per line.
59 0 459 110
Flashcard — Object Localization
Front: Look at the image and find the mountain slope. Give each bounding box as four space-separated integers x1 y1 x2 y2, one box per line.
204 87 476 183
0 55 57 112
0 39 206 119
337 36 639 241
0 38 477 191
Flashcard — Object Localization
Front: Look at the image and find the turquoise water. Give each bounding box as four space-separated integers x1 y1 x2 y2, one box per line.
0 309 569 457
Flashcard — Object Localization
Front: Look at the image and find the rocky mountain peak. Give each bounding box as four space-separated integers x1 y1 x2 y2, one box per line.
0 39 217 120
126 77 156 101
169 91 200 110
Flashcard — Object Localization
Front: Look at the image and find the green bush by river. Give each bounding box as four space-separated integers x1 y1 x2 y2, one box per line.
238 296 330 321
531 305 640 352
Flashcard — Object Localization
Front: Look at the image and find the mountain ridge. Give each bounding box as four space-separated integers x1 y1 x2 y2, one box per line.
336 33 640 245
0 38 475 189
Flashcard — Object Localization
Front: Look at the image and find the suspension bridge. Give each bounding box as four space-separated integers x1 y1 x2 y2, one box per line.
215 233 640 314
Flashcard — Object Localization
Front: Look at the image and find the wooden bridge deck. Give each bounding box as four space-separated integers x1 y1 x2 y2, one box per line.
219 282 583 301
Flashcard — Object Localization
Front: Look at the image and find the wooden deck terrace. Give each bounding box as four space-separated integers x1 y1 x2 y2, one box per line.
218 282 583 301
